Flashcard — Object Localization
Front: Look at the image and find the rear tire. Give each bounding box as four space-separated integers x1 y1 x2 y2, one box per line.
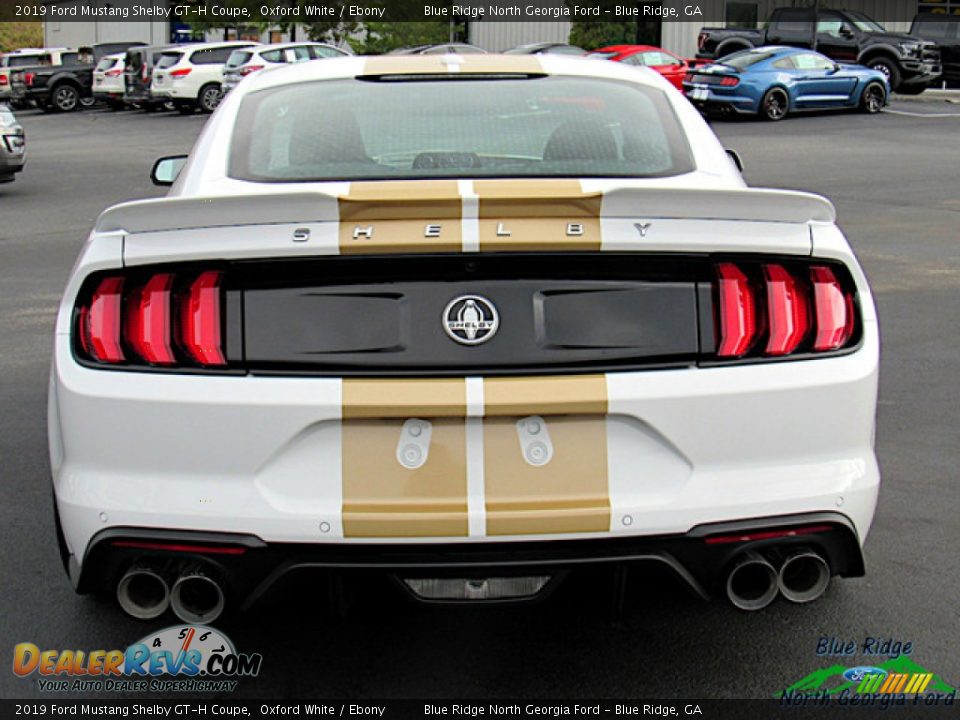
867 58 901 92
760 87 789 121
78 95 96 109
198 83 222 114
860 81 886 113
51 84 80 112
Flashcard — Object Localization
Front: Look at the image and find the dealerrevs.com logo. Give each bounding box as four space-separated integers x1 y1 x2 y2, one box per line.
13 626 262 693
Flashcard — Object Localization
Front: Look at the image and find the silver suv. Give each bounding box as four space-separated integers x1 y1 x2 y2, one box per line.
221 42 347 95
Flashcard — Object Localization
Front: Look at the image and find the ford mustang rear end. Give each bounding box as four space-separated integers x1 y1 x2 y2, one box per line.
49 55 879 622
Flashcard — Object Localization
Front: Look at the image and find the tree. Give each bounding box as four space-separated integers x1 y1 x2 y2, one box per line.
355 22 454 54
0 21 43 53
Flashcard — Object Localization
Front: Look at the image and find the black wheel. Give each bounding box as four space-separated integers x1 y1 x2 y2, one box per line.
198 83 222 114
51 84 80 112
867 58 901 92
860 81 886 113
760 87 789 121
175 101 195 115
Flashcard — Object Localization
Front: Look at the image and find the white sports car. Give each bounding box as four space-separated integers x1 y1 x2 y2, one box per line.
49 54 879 623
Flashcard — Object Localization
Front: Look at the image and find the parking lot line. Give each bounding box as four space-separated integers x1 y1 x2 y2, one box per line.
883 108 960 118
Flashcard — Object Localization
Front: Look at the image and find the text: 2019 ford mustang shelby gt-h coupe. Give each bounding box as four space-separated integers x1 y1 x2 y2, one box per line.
49 54 879 622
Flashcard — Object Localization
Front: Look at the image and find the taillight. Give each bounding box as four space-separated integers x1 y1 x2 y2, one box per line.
75 270 227 369
169 68 191 78
810 266 855 351
715 263 757 358
698 32 707 50
125 273 175 365
105 68 123 78
24 72 35 87
181 271 226 366
719 76 739 87
0 75 7 87
239 64 264 77
763 264 808 356
142 65 149 83
714 262 857 360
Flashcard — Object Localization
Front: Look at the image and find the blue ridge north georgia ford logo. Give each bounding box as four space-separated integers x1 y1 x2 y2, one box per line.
443 295 499 346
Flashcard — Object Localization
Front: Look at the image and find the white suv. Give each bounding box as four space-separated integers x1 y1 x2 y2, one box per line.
221 42 347 95
151 41 257 114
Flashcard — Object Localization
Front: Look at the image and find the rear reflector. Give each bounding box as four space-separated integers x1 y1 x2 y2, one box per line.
810 266 855 351
181 271 226 366
704 525 834 545
716 263 757 358
83 277 125 363
763 264 809 356
111 540 246 556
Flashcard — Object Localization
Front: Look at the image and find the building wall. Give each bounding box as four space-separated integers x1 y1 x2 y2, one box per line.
469 21 573 51
45 20 168 48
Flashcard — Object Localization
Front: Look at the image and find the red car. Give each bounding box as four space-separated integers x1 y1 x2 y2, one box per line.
590 45 689 90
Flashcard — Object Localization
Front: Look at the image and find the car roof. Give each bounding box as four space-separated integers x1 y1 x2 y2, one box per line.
595 45 664 53
178 41 259 52
249 41 331 52
238 53 672 96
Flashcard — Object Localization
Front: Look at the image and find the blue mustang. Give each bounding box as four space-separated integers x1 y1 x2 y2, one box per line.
682 46 889 120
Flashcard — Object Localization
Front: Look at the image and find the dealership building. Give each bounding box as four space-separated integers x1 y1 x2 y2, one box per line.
44 0 943 59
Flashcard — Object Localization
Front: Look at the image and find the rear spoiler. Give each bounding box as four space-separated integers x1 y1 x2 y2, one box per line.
95 186 836 235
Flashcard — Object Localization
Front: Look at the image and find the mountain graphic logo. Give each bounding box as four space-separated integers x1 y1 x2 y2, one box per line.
779 656 956 698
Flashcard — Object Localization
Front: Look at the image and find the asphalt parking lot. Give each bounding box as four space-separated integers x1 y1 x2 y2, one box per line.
1 100 958 700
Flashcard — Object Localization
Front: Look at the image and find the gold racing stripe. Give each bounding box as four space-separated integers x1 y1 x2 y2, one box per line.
341 379 468 537
483 376 610 535
338 181 462 254
474 180 602 252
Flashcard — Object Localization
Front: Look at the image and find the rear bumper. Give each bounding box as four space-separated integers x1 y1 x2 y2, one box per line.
71 512 864 608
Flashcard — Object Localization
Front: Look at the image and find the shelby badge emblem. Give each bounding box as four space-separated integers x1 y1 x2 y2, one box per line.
443 295 499 346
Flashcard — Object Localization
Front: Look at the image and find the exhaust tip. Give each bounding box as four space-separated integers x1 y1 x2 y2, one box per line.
725 551 778 611
779 549 830 604
117 568 170 620
170 573 225 624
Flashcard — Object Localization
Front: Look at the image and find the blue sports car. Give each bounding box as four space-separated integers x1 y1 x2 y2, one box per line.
683 46 890 121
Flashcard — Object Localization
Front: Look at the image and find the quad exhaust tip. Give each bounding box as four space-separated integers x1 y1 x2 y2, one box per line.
170 571 226 624
778 548 831 604
116 567 170 620
725 551 779 611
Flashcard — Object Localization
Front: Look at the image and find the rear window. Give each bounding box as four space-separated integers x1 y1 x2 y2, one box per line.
4 54 43 68
156 52 183 69
716 49 778 68
229 76 694 183
226 51 253 68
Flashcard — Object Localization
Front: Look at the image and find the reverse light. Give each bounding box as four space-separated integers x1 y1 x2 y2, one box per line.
715 263 757 358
